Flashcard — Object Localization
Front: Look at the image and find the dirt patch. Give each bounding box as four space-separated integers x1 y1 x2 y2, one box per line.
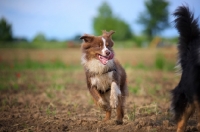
0 48 199 132
0 70 197 132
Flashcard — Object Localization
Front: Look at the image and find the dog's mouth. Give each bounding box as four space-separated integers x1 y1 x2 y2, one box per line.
98 53 114 65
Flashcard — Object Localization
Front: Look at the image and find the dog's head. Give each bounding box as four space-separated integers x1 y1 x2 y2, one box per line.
80 30 115 65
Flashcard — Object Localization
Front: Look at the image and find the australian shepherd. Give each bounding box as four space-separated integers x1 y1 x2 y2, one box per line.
80 30 128 124
171 6 200 132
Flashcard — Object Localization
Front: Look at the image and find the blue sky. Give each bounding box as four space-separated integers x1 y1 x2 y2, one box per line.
0 0 200 41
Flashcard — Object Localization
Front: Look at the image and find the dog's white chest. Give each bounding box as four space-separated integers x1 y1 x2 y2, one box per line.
90 72 113 91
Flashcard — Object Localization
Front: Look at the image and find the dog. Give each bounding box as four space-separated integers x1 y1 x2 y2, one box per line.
171 6 200 132
80 30 128 124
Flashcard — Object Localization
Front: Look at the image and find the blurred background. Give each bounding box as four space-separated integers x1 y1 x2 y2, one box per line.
0 0 199 47
0 0 200 131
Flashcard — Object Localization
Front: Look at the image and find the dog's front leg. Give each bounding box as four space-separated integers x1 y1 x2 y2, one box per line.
89 86 110 111
116 96 124 124
110 82 121 108
194 100 200 131
110 82 124 124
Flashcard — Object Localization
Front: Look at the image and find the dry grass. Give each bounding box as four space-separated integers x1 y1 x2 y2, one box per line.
0 47 191 132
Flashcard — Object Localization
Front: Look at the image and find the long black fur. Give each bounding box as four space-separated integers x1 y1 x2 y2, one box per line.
171 6 200 121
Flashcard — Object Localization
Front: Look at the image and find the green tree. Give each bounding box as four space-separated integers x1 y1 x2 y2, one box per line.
32 33 46 42
137 0 170 40
0 18 13 41
93 2 132 40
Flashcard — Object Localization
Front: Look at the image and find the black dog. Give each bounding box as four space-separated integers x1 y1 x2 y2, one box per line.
171 6 200 132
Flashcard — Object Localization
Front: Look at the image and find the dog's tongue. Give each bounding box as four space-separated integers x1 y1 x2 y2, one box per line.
99 55 108 65
98 53 114 65
108 52 114 60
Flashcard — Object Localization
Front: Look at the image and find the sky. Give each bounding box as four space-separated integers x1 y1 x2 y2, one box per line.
0 0 200 41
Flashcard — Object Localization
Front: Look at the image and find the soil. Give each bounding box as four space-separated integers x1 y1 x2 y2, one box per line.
0 48 199 132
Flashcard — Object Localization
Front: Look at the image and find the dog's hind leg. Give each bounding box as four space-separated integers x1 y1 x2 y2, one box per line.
104 110 111 121
171 88 195 132
176 104 195 132
194 100 200 131
102 92 112 121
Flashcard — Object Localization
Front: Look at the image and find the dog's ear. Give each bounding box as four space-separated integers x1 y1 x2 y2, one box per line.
80 34 94 43
80 34 94 49
108 30 115 37
102 30 115 38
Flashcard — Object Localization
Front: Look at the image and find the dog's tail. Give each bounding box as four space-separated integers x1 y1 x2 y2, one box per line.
174 6 200 70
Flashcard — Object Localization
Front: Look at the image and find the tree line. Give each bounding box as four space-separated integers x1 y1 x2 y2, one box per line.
0 0 170 42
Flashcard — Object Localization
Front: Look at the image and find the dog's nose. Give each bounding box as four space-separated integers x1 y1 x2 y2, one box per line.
106 50 110 56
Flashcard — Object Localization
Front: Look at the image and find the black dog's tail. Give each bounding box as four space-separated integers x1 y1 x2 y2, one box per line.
174 6 200 70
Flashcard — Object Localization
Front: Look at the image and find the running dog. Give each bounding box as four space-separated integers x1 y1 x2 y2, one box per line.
80 30 128 124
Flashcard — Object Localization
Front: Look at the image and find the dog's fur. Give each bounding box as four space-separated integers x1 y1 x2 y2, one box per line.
171 6 200 132
80 30 128 124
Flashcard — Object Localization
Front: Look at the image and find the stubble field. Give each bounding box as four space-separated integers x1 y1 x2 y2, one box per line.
0 47 198 132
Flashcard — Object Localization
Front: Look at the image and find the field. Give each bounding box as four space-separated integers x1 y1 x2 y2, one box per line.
0 47 198 132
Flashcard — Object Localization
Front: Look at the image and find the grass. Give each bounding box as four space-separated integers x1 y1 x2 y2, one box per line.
0 67 84 93
53 84 65 91
123 52 175 71
0 83 7 90
0 47 180 131
0 98 7 111
0 40 138 49
0 41 137 49
46 92 55 99
0 41 68 49
67 111 71 116
137 102 159 116
148 84 161 95
154 52 175 71
129 77 142 95
127 103 136 121
129 86 140 94
0 38 177 49
127 102 159 121
0 58 81 70
13 83 19 90
1 76 19 91
124 63 150 70
46 105 57 117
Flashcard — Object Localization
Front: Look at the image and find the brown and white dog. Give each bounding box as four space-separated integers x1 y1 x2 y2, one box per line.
80 30 128 124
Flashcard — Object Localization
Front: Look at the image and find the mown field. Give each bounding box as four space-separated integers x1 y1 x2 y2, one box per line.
0 46 198 132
